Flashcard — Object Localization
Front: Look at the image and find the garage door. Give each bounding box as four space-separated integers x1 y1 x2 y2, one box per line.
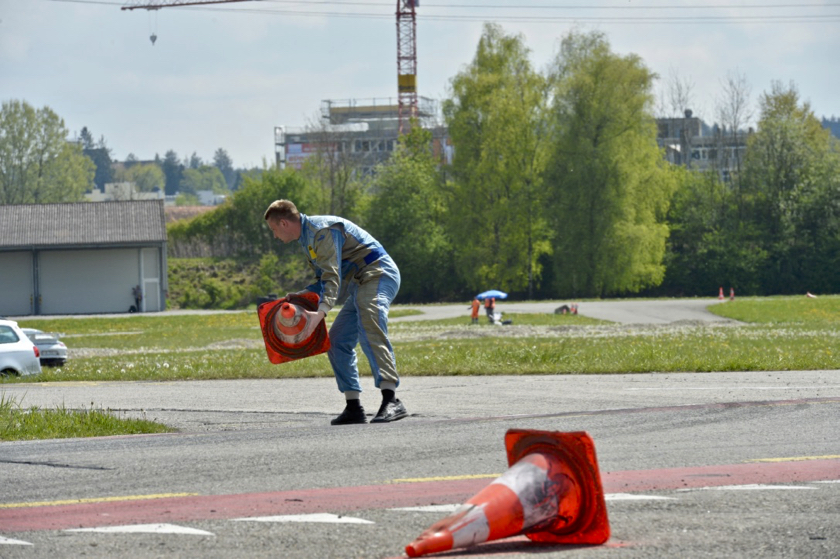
39 249 140 315
0 252 34 316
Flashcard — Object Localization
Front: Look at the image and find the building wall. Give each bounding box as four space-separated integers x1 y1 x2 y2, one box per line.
0 251 34 316
0 246 166 316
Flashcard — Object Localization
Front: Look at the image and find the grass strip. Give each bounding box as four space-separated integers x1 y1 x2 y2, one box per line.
0 394 172 441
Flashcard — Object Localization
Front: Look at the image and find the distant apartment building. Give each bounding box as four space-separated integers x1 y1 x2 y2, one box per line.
656 109 751 182
274 97 451 176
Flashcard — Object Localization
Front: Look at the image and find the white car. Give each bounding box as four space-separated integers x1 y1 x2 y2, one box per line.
22 328 68 367
0 319 42 377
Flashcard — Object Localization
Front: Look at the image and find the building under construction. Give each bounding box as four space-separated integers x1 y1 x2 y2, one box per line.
274 97 451 176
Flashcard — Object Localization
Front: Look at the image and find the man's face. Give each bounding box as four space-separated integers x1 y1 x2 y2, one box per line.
268 217 297 244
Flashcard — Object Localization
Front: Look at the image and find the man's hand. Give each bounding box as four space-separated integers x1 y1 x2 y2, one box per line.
293 308 326 344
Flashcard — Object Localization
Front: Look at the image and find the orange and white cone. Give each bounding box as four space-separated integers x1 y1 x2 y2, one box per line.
257 292 330 364
274 302 307 344
718 286 724 300
404 430 610 557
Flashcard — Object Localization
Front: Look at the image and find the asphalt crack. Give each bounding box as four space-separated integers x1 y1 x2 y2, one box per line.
0 458 114 471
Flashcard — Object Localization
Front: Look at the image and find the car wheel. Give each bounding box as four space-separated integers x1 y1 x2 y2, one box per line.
1 368 19 377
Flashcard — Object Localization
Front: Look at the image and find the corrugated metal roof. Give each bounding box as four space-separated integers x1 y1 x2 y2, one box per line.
0 200 167 249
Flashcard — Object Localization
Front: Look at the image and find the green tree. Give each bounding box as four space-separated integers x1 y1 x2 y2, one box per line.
159 150 183 195
545 30 678 297
365 126 454 302
0 100 94 204
742 81 840 293
186 152 203 170
117 162 164 193
662 169 768 296
213 148 236 190
79 128 113 190
168 167 317 259
180 166 228 195
443 24 553 297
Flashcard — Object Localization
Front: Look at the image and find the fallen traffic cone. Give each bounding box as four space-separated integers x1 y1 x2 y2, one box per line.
404 429 610 557
806 292 817 298
257 291 330 364
718 286 724 300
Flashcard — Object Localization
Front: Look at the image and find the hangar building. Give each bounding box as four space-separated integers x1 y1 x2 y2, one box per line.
0 200 168 316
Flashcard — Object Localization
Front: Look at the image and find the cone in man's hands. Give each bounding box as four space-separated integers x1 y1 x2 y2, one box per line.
404 429 609 557
257 291 330 364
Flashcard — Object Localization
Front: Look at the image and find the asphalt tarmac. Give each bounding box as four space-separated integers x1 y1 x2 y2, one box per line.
1 300 838 558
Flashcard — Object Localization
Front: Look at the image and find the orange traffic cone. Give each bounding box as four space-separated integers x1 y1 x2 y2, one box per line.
257 292 330 364
275 302 308 343
405 430 610 557
718 286 724 300
806 292 817 298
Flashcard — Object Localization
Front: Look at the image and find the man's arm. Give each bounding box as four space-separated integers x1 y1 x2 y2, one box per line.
311 227 344 315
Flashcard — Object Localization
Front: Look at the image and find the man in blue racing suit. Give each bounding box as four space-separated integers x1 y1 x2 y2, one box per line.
264 199 407 425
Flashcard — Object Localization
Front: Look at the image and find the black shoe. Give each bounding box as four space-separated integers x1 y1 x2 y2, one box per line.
331 404 367 425
371 399 408 423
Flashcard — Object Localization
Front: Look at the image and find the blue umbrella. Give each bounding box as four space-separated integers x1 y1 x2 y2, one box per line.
475 290 507 300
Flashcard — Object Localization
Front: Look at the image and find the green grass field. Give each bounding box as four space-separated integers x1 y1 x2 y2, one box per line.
4 295 838 384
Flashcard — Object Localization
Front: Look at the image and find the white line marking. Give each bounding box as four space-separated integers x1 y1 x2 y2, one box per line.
677 484 818 492
233 513 374 524
391 493 676 512
0 535 33 545
65 523 214 535
389 505 461 513
815 480 840 484
606 493 676 501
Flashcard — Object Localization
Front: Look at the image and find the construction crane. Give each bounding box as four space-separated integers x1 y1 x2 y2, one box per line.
122 0 420 134
395 0 418 134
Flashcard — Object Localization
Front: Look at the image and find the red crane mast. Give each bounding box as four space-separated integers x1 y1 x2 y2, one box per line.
396 0 418 134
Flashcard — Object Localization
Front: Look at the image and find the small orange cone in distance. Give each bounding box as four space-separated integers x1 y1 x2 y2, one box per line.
257 292 330 364
404 430 610 557
718 286 724 300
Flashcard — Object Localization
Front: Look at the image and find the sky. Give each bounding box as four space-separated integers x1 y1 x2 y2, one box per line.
2 0 839 169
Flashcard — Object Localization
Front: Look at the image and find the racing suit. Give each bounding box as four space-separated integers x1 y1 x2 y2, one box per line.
297 213 401 394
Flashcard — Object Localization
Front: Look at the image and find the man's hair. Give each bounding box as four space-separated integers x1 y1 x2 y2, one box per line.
264 199 299 222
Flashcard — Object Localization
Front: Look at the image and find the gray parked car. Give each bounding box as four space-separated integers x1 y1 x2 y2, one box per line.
0 319 43 377
21 328 68 367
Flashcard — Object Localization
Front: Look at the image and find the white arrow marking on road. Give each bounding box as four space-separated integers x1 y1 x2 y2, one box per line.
677 484 818 492
0 535 33 545
65 523 214 535
233 513 374 524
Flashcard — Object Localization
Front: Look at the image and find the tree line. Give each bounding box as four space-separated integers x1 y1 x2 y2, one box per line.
169 27 839 303
4 25 839 303
0 101 255 205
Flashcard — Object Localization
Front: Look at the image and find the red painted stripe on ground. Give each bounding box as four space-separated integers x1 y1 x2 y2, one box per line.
2 458 837 532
